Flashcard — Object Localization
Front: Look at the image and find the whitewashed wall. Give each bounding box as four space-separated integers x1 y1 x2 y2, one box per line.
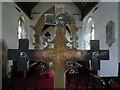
2 2 30 74
118 2 120 64
0 2 2 39
0 2 2 90
2 2 30 49
81 2 119 77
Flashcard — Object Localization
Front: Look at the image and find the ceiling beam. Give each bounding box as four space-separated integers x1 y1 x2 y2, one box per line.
74 2 99 20
15 2 38 19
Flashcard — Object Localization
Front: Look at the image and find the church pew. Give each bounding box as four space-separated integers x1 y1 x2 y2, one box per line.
66 61 106 88
2 61 40 89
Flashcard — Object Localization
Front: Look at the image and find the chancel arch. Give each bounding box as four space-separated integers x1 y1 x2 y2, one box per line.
33 6 55 49
33 3 81 49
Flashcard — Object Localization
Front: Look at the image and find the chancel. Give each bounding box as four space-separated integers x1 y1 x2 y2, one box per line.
1 0 120 89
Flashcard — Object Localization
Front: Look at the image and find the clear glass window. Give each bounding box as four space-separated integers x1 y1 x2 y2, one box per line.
84 17 95 50
17 16 27 39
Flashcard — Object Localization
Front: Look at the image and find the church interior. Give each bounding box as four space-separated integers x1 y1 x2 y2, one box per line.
1 0 120 89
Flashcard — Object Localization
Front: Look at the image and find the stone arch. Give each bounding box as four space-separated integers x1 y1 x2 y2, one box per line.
33 5 73 49
33 6 55 49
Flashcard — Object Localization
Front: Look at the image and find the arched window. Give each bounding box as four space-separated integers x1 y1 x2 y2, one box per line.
84 17 95 50
17 15 27 39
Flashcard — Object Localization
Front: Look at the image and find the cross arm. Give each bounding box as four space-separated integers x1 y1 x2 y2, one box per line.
69 50 90 62
8 49 20 60
27 50 38 61
8 49 39 61
89 50 109 70
90 50 109 60
99 50 109 60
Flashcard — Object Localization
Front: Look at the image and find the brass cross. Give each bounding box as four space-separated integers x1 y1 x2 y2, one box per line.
34 25 89 88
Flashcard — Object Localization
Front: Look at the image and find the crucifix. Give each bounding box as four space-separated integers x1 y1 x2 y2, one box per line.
89 40 109 70
8 4 109 88
8 39 37 78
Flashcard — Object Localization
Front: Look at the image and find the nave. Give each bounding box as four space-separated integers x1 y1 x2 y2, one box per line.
1 1 120 89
